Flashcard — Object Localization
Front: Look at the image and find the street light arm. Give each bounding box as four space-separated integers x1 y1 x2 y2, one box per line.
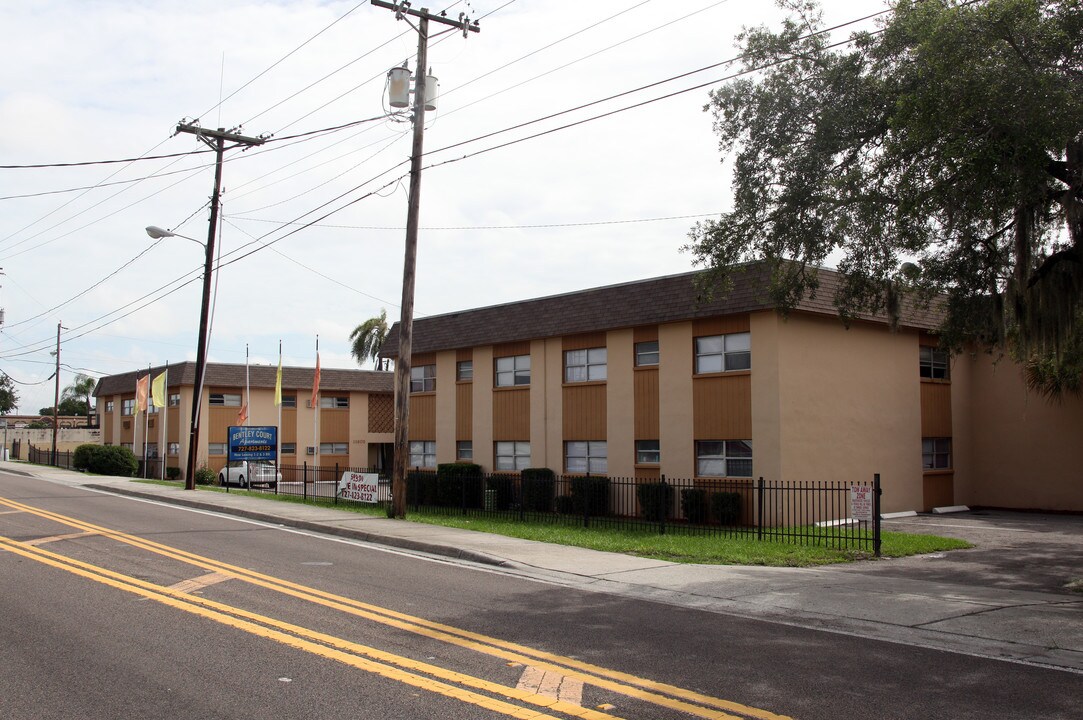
146 226 203 246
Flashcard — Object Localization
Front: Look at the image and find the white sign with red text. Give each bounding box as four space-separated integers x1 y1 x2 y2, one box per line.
851 485 873 523
339 472 380 504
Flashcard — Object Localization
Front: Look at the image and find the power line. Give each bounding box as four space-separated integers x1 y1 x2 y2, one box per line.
226 211 720 231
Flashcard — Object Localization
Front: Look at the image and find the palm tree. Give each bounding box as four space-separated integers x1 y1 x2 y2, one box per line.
62 373 97 425
349 309 391 371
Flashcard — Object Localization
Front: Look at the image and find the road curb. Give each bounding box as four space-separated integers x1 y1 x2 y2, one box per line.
84 484 512 569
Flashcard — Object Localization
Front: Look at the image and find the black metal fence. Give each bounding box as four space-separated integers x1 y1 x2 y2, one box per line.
248 465 882 554
26 443 77 470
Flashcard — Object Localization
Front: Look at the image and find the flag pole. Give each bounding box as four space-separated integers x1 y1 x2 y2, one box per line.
161 362 169 481
143 364 150 479
245 343 250 427
276 340 282 473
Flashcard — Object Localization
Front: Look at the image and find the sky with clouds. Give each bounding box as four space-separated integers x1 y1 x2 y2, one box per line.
0 0 888 414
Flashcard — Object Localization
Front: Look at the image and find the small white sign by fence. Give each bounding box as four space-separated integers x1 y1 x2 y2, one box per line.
851 485 873 523
339 471 380 504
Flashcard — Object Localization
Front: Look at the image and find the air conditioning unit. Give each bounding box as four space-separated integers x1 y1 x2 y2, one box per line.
306 399 314 408
148 419 155 429
306 446 315 455
122 421 131 429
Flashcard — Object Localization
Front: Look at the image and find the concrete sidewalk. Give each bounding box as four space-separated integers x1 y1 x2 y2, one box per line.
3 460 1081 674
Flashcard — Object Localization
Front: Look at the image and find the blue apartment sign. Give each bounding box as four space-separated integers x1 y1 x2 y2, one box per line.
228 425 278 461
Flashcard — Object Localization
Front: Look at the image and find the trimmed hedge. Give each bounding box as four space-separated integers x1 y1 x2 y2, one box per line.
637 481 673 522
166 466 182 481
72 444 137 477
194 465 216 486
520 468 556 512
569 475 609 516
436 463 483 508
680 488 709 524
680 488 742 525
712 491 741 525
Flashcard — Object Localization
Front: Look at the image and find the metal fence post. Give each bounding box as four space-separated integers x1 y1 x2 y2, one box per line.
303 461 308 501
334 463 339 504
873 473 882 558
659 474 667 536
583 470 591 529
757 477 764 541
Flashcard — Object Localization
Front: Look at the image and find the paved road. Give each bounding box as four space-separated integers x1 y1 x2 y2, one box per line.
2 471 1082 719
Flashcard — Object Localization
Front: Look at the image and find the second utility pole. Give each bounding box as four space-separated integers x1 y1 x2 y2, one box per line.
371 1 479 518
174 123 264 490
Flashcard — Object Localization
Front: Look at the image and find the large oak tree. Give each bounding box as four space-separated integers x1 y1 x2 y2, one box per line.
688 0 1083 394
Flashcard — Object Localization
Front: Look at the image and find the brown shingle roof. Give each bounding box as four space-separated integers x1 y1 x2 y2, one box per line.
94 361 393 398
381 265 945 357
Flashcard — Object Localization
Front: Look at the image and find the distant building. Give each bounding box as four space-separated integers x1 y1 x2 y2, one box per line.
94 363 394 478
379 265 1083 513
0 414 95 429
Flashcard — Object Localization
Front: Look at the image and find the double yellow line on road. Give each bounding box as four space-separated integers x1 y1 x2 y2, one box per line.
0 496 791 720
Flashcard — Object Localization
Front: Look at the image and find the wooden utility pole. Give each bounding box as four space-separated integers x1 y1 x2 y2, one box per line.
174 123 264 490
370 1 479 518
51 321 62 466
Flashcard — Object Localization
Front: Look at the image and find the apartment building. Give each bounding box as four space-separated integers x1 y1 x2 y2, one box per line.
381 266 1083 513
95 363 394 478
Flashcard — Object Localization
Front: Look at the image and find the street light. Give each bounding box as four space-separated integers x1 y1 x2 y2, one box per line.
146 224 212 491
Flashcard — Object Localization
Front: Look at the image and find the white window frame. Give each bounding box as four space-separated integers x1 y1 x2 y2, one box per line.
121 399 134 416
495 355 530 387
635 439 660 464
635 340 659 367
320 442 349 455
281 442 297 455
922 438 952 470
280 395 297 409
320 396 349 409
209 393 242 407
696 440 753 477
457 440 473 461
409 440 436 468
145 443 159 458
457 361 473 382
168 442 180 456
920 347 950 380
208 442 227 456
410 365 436 393
168 393 180 407
494 441 530 471
694 332 751 374
564 441 607 474
564 347 608 383
105 401 115 413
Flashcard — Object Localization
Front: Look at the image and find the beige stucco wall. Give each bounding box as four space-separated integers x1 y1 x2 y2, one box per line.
658 321 695 479
963 353 1083 510
435 351 457 464
472 345 495 469
757 312 925 513
606 328 635 478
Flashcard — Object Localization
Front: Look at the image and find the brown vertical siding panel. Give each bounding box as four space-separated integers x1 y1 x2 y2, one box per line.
456 349 473 362
562 384 607 439
456 383 473 440
320 408 350 441
167 408 180 443
411 352 436 366
562 332 607 351
493 341 531 358
920 381 953 437
492 389 530 441
635 467 661 481
692 314 750 337
692 374 752 438
208 407 234 443
281 409 297 443
103 412 114 444
633 326 658 343
634 369 659 439
409 394 436 439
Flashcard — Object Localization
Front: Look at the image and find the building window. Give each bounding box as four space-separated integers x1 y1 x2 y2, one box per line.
209 393 241 407
281 395 297 409
564 348 607 383
920 347 950 380
105 401 115 413
208 443 227 456
409 440 436 468
695 332 751 373
636 440 660 464
145 443 159 458
168 393 180 407
320 442 349 454
457 361 473 382
696 440 752 477
457 441 473 461
122 399 134 416
923 438 952 470
168 442 180 456
565 441 607 474
320 396 349 409
495 355 530 387
410 365 436 393
635 341 659 367
147 402 159 415
494 441 530 471
281 443 296 455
